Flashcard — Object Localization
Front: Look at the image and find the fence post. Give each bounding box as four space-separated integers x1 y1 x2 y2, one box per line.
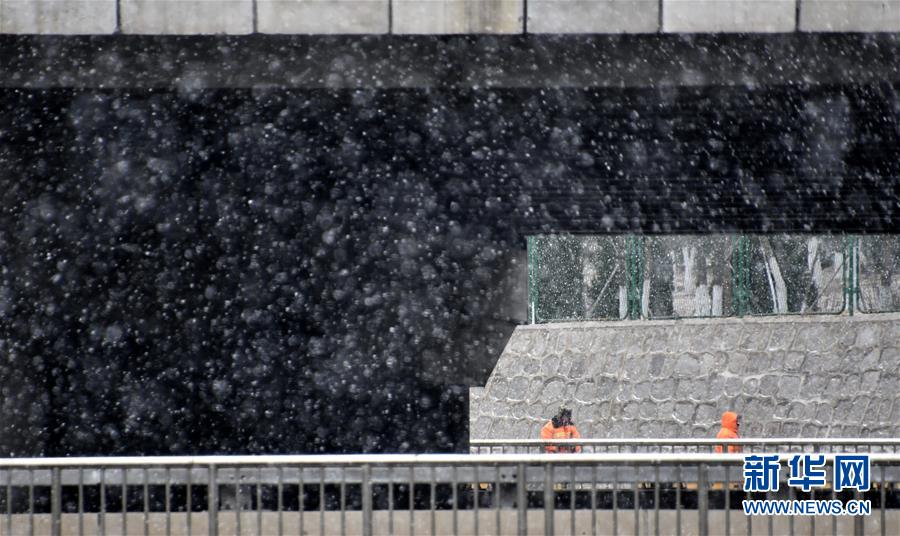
362 464 373 536
698 463 709 536
543 463 554 536
208 465 218 536
51 467 61 536
517 463 527 536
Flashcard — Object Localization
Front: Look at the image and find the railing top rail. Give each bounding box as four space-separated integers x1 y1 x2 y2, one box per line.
2 452 900 468
470 438 900 446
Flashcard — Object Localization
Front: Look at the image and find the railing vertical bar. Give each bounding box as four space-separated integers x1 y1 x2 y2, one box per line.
633 466 639 536
186 465 192 536
319 468 325 536
340 468 346 536
879 465 886 536
50 467 61 536
473 464 479 536
408 466 414 536
208 465 218 536
78 468 84 536
570 464 576 536
256 467 262 536
767 489 774 536
299 466 305 536
276 467 283 536
654 465 660 536
28 468 34 536
143 467 150 536
298 466 305 536
591 464 597 536
430 466 436 536
495 464 501 536
6 468 12 536
388 469 394 536
100 467 106 536
830 482 837 536
361 464 372 536
613 465 618 536
122 466 128 535
787 484 794 536
544 463 554 536
675 466 681 536
725 465 731 536
235 468 241 536
853 489 863 536
515 463 525 536
453 465 460 536
164 467 170 536
698 463 708 536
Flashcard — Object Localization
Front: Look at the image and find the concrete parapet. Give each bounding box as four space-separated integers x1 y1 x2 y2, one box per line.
663 0 797 33
528 0 659 33
257 0 389 34
0 0 116 34
392 0 523 34
470 314 900 440
121 0 253 35
800 0 900 32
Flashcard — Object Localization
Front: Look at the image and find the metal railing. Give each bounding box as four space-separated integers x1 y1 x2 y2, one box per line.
0 452 898 536
469 438 900 455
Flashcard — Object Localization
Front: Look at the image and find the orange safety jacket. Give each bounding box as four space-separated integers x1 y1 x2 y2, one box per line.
714 411 742 453
541 421 582 453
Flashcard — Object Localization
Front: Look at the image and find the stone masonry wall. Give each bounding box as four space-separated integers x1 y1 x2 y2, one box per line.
470 314 900 440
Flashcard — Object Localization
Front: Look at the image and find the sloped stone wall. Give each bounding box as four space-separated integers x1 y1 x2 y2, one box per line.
470 314 900 440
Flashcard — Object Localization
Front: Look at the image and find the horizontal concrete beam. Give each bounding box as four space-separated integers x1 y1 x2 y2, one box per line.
2 0 900 34
800 0 900 33
663 0 797 33
528 0 659 34
392 0 523 34
121 0 253 35
0 0 116 34
257 0 389 34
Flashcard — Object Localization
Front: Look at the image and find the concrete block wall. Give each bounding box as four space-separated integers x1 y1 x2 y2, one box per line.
393 0 523 34
800 0 900 32
1 0 898 34
528 0 658 34
121 1 253 34
663 0 797 33
469 314 900 440
257 0 389 34
0 0 116 33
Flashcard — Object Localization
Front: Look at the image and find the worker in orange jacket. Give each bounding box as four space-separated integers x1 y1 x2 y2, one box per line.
714 411 742 453
541 407 581 453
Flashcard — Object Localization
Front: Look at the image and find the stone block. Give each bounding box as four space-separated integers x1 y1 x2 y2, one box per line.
800 0 900 32
663 0 796 33
1 0 116 34
257 0 389 34
528 0 658 34
121 1 253 35
393 0 523 34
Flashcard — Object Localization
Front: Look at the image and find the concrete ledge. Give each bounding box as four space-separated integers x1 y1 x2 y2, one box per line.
393 0 523 34
121 0 253 35
663 0 797 33
528 0 659 34
0 0 116 34
257 0 389 34
800 0 900 32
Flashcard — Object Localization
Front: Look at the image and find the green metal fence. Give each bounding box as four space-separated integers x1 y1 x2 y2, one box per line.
526 234 899 323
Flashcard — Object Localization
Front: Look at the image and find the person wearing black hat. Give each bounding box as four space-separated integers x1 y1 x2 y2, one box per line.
540 406 582 453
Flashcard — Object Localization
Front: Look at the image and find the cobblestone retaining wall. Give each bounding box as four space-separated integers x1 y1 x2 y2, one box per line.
470 314 900 440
